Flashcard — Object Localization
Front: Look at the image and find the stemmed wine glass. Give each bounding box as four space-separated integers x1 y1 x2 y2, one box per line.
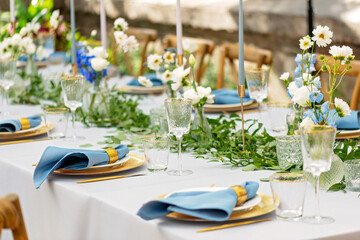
300 125 336 224
0 59 16 117
61 74 86 141
245 67 269 121
164 98 193 176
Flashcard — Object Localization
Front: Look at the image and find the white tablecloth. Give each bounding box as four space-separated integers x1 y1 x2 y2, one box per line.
0 98 360 240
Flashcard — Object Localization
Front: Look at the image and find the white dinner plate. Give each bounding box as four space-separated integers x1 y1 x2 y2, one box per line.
164 187 262 214
71 154 131 172
205 100 254 109
0 122 44 136
118 85 164 94
337 129 360 136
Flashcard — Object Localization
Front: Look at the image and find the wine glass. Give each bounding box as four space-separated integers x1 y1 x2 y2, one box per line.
164 98 193 176
300 125 336 224
61 74 86 141
245 67 269 121
0 59 16 116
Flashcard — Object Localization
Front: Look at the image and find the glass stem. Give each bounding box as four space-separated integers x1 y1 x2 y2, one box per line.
2 89 9 115
257 101 262 122
71 108 77 139
313 173 321 219
177 135 183 175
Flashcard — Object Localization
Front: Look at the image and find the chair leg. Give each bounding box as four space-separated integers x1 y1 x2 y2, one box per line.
139 37 151 77
6 194 28 240
216 47 226 89
0 215 3 238
229 59 238 87
350 74 360 110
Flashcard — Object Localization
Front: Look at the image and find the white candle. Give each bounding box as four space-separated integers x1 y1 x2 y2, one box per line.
70 0 76 65
100 0 107 49
176 0 183 55
238 0 245 85
10 0 15 22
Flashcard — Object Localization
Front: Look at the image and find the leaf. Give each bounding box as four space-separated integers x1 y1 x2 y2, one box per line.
110 136 121 144
242 164 257 171
327 183 346 192
79 144 93 148
260 178 269 182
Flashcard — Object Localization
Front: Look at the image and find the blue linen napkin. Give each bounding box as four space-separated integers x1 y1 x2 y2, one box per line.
212 89 252 104
33 144 129 189
127 73 163 86
0 115 42 133
335 110 360 130
137 181 259 222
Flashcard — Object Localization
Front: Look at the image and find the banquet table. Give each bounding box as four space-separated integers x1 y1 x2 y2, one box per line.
0 96 360 240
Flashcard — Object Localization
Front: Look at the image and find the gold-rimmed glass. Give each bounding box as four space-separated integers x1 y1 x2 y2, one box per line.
142 136 170 172
164 98 192 176
43 107 69 139
0 58 16 116
300 125 336 224
245 67 269 121
60 74 86 141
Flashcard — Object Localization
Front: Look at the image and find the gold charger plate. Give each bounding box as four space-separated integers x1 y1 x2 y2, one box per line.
0 123 51 141
54 153 145 175
163 194 274 222
17 61 47 69
117 85 164 95
336 129 360 139
204 101 258 113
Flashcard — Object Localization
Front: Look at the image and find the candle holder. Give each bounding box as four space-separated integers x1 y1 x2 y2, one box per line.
177 54 183 66
11 21 15 32
237 84 246 152
72 63 78 74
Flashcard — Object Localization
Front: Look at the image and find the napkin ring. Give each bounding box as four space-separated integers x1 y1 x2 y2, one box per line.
230 186 248 206
19 118 31 130
105 148 118 164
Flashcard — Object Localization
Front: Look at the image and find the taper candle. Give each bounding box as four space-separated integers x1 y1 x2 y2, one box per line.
238 0 245 85
70 0 77 65
100 0 107 49
176 0 183 55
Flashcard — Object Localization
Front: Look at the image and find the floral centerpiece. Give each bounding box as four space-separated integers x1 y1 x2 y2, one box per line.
281 25 354 134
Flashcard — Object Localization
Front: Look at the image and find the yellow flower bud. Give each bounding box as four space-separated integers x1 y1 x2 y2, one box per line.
189 54 196 66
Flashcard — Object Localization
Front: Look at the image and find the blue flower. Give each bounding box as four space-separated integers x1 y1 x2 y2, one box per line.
309 91 323 103
321 101 330 114
304 110 319 124
295 54 302 64
294 77 304 87
294 65 301 77
313 77 321 89
287 89 292 98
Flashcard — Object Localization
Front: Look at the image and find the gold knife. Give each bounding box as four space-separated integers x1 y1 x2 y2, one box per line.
197 218 272 233
0 138 50 145
76 173 147 183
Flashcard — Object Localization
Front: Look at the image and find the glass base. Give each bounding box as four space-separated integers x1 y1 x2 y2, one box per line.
64 136 86 141
302 216 334 224
167 169 193 176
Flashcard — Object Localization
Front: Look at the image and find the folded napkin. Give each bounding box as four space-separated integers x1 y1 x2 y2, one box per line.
33 144 129 188
137 181 259 222
212 89 252 105
127 73 163 86
0 115 42 133
335 110 360 130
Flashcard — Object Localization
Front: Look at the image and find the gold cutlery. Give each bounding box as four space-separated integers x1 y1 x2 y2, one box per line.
76 173 147 184
197 218 272 233
0 138 50 146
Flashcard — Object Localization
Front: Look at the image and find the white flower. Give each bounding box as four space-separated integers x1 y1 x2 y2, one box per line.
207 94 215 104
114 17 128 31
88 46 108 58
182 39 198 53
90 29 97 37
171 81 182 91
329 45 354 62
114 31 128 45
171 66 190 85
299 36 313 50
163 51 175 64
184 88 201 104
90 57 109 72
161 70 172 83
312 25 333 47
122 35 139 53
26 22 40 34
147 54 163 71
197 86 215 104
291 86 310 106
288 81 299 97
26 43 36 55
11 34 22 45
335 97 351 117
300 117 315 127
50 10 60 29
19 27 27 37
138 76 153 87
280 72 290 81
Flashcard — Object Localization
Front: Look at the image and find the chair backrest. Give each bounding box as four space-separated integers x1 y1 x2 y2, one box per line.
315 54 360 110
112 27 158 77
216 43 273 89
0 194 28 240
162 35 215 84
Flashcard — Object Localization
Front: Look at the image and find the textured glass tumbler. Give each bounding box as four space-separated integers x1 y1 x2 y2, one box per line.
276 135 303 169
270 173 307 221
142 136 170 172
43 108 69 139
267 102 291 133
344 159 360 192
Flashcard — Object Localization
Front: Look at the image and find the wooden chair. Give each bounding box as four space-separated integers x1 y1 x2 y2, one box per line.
113 27 158 77
315 55 360 110
0 194 28 240
216 43 273 89
162 35 215 84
